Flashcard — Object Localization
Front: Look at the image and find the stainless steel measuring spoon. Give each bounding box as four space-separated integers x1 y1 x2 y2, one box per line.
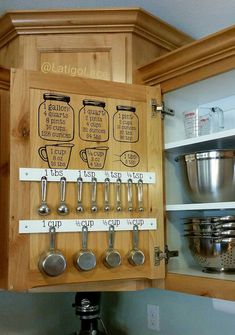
127 178 133 212
103 225 122 268
91 177 98 212
57 176 69 215
76 177 84 213
137 179 144 212
38 226 67 277
74 225 96 271
38 176 50 216
104 177 110 212
127 224 145 266
116 178 122 211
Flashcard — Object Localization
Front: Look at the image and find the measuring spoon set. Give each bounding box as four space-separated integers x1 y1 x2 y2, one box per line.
38 224 145 277
38 176 145 215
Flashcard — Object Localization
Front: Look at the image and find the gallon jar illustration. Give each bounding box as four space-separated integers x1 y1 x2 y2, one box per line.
79 99 109 142
38 93 74 142
113 105 139 142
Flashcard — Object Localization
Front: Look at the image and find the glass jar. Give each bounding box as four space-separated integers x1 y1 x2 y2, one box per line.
79 99 109 142
113 105 139 142
38 93 74 142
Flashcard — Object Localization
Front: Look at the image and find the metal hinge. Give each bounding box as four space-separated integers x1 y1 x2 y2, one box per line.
151 99 174 119
154 245 179 266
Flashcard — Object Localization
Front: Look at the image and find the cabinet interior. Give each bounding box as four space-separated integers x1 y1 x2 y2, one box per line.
163 69 235 280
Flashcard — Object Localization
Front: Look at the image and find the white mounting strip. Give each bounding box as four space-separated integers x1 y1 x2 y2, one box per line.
19 168 155 184
19 218 157 234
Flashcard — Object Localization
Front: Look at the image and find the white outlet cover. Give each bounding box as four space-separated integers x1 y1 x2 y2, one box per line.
147 304 160 331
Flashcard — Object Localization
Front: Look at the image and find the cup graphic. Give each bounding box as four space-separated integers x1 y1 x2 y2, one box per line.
38 143 74 169
80 147 109 169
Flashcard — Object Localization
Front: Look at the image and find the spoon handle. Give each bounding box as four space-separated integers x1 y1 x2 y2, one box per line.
41 176 47 203
60 177 66 203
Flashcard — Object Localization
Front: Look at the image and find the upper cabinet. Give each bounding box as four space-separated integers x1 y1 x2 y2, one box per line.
0 68 165 292
0 8 193 83
137 25 235 301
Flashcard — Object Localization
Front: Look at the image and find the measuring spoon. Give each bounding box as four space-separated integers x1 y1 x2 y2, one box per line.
127 224 145 266
137 179 144 212
104 177 110 212
127 178 133 212
38 226 67 277
74 225 96 271
103 225 122 268
38 176 50 216
116 178 122 211
91 177 98 212
57 177 69 215
76 177 84 213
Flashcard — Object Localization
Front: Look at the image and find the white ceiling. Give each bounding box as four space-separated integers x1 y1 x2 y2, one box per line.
0 0 234 39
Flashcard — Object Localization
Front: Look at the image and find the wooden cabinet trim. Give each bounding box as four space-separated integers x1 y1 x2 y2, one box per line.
166 273 235 301
0 8 193 50
136 25 235 92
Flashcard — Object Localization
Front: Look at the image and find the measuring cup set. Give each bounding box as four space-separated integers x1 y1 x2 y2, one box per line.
38 224 145 277
38 176 144 215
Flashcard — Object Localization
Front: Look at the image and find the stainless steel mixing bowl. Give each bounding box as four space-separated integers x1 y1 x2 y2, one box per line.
176 150 235 202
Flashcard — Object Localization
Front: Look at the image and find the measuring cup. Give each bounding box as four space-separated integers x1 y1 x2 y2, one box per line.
127 224 145 266
103 225 122 268
74 225 96 271
38 226 67 277
183 106 224 138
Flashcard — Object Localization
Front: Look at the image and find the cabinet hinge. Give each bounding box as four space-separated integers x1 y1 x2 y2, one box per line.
154 245 179 266
151 98 174 119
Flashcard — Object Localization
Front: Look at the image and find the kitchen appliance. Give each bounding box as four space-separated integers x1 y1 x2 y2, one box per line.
72 292 109 335
176 149 235 202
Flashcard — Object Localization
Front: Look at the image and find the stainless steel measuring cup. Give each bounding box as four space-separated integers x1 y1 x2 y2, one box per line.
38 226 67 277
74 225 96 271
103 225 122 268
127 224 145 266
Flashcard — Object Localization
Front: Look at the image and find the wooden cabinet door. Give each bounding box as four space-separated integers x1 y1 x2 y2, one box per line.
9 69 165 291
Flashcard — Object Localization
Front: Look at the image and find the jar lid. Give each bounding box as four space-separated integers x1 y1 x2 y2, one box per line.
116 105 136 112
83 99 105 108
43 93 70 103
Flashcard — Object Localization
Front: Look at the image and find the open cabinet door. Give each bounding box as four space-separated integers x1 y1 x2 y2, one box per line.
8 68 165 291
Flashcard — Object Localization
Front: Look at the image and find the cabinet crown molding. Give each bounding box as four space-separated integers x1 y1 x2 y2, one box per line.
0 8 193 50
137 24 235 92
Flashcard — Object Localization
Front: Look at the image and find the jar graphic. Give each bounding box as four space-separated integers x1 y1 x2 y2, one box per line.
38 93 74 142
113 105 139 142
79 99 109 142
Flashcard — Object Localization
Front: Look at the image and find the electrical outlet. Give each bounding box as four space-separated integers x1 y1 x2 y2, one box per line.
147 304 160 331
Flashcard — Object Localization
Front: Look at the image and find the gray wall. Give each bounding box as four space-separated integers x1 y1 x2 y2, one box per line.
0 291 79 335
102 288 235 335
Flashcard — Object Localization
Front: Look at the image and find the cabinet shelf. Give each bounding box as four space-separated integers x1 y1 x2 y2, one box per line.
166 202 235 211
164 128 235 155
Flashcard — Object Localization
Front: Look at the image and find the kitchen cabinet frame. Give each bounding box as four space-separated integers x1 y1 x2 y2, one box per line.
0 67 165 292
137 24 235 301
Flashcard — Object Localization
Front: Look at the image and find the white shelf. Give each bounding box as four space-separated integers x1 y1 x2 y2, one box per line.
164 128 235 154
166 202 235 211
